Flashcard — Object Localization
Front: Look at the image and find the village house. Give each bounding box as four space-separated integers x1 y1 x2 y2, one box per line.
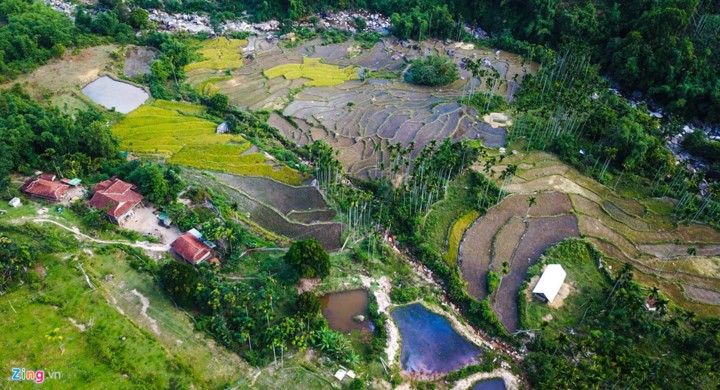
88 177 144 225
20 173 70 202
170 229 218 265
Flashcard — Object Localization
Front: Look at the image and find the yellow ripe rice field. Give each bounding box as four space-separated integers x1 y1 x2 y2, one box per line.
170 144 305 185
152 99 206 115
443 210 480 267
112 102 305 185
264 57 359 87
184 38 247 72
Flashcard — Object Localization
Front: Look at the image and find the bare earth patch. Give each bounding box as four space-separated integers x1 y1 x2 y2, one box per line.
129 289 160 335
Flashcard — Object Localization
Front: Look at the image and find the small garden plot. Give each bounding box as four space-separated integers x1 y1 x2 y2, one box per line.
184 38 247 72
264 57 360 87
424 173 477 251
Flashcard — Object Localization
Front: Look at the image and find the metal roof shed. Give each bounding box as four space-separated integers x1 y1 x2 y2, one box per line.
532 264 567 303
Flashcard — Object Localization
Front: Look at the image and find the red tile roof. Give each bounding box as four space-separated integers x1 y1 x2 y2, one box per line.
171 232 212 264
88 178 143 220
20 177 69 201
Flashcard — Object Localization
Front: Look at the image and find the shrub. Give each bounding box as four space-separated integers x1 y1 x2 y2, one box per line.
487 271 500 294
406 55 459 87
297 292 321 318
389 284 421 304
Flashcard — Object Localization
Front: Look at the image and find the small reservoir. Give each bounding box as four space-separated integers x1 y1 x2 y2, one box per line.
392 303 480 375
82 76 149 113
320 289 372 333
471 378 506 390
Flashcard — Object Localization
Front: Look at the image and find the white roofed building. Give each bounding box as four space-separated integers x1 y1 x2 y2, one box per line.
532 264 567 303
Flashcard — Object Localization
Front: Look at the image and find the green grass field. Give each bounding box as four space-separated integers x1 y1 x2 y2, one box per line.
264 57 359 87
184 38 247 72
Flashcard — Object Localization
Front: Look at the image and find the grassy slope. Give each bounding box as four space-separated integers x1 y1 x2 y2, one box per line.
422 172 476 253
0 222 249 388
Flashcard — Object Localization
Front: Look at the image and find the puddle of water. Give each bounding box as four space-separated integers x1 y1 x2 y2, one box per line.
82 76 149 113
471 378 506 390
392 303 480 375
320 289 372 333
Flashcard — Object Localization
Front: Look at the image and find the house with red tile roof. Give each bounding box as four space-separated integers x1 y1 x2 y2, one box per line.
20 173 70 202
88 177 144 225
170 229 214 265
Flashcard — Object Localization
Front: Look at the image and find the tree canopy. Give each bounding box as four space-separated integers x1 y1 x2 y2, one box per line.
406 55 459 87
284 239 331 279
0 86 122 191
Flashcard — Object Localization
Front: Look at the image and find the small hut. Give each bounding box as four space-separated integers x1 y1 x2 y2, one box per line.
532 264 566 303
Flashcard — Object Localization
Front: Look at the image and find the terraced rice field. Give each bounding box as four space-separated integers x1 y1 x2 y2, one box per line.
112 101 305 185
112 103 235 156
457 150 720 321
187 36 535 178
459 192 579 331
187 171 343 251
264 57 359 87
184 38 247 72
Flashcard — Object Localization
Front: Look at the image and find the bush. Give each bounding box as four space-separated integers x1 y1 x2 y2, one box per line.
406 55 459 87
297 292 321 318
389 284 421 304
487 271 500 294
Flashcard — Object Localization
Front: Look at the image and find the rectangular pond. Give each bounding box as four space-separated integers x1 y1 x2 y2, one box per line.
82 76 149 114
392 303 481 375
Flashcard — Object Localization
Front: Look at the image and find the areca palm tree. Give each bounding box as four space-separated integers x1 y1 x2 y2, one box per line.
525 195 537 222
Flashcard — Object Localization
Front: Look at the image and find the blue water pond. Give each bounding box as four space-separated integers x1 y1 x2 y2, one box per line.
391 303 481 374
471 378 507 390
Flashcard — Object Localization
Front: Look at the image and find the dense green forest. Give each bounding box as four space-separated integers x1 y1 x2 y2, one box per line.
0 86 122 192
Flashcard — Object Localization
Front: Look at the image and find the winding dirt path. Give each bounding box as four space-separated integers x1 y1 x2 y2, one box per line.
28 218 170 252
